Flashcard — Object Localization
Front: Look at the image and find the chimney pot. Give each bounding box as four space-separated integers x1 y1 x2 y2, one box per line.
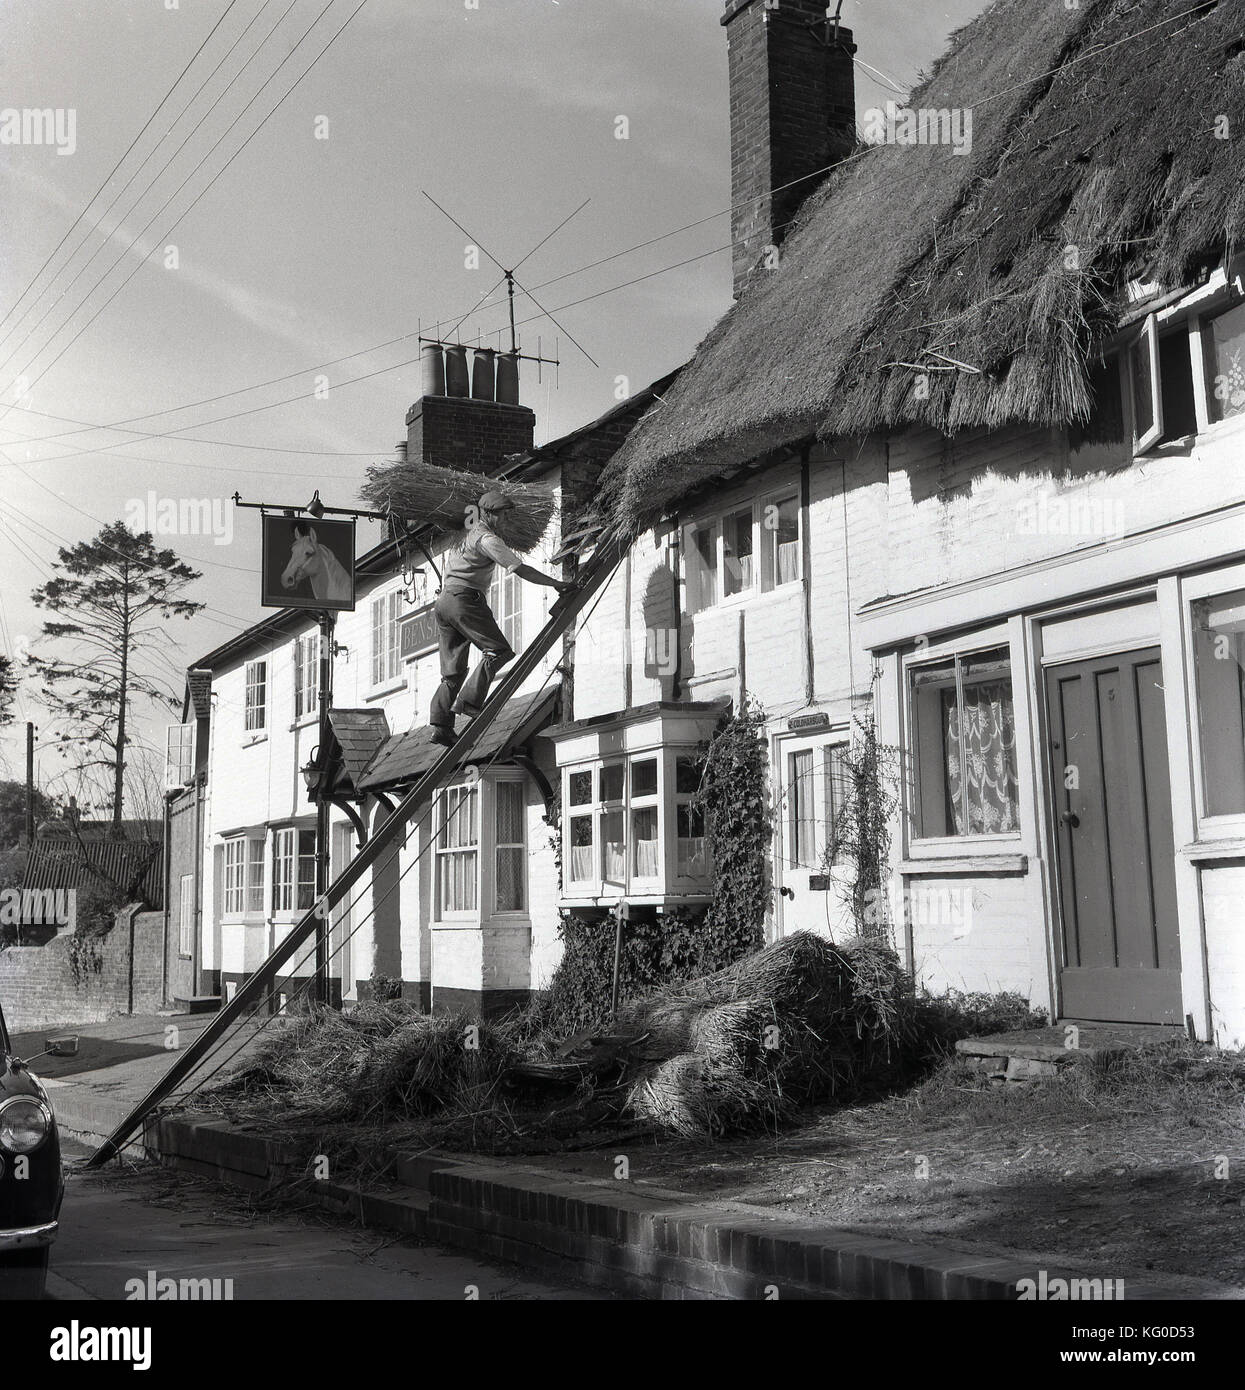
420 343 445 397
496 351 520 406
471 348 497 402
443 344 470 398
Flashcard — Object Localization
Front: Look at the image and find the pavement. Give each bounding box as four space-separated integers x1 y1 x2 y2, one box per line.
11 1011 270 1148
48 1139 608 1301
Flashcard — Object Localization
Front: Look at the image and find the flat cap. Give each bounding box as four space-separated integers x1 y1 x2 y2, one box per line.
478 490 515 511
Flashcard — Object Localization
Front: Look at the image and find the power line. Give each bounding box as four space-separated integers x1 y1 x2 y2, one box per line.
0 0 246 340
0 0 294 374
0 0 368 423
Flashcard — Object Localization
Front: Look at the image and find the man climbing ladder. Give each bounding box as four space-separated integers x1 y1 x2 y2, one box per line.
429 490 574 745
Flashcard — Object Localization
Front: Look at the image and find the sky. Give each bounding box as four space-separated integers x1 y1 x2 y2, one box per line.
0 0 989 803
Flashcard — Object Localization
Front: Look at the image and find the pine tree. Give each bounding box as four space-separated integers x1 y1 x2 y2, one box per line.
31 521 203 831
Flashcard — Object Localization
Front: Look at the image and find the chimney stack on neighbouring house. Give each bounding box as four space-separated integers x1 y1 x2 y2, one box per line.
406 342 535 474
722 0 856 298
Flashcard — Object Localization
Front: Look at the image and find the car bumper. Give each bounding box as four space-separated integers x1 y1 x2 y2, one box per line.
0 1221 58 1251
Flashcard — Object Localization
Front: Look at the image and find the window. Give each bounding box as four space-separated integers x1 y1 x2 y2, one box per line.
371 590 403 686
684 493 801 612
824 743 849 853
1204 299 1245 424
1129 312 1198 451
1192 588 1245 816
601 763 625 883
294 633 319 720
567 769 595 883
165 722 195 789
723 507 754 598
630 757 659 879
674 755 707 879
763 494 800 588
178 873 194 957
788 750 816 868
272 827 316 913
911 646 1020 838
437 784 478 915
489 568 523 654
223 836 264 915
244 660 267 733
494 780 526 912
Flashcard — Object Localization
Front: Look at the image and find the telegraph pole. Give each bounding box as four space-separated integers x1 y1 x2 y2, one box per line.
25 721 34 846
314 612 334 1006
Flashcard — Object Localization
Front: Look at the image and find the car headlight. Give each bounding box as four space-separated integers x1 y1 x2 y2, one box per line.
0 1097 51 1153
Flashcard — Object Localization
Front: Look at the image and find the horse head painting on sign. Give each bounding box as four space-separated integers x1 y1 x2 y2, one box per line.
281 521 352 605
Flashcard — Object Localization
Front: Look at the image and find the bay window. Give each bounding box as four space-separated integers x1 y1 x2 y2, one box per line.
630 757 660 880
223 835 264 915
910 646 1020 839
271 827 315 913
1192 588 1245 817
674 755 708 879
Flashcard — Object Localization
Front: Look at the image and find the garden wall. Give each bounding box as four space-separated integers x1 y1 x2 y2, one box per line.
0 907 164 1033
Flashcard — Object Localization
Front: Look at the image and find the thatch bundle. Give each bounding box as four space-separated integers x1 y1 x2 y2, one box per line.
360 457 557 555
219 1001 517 1125
602 0 1245 534
619 931 913 1138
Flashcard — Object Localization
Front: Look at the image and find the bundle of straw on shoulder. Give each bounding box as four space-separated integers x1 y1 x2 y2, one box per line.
361 458 557 555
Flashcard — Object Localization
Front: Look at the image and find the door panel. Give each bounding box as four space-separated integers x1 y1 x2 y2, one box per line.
1046 648 1181 1024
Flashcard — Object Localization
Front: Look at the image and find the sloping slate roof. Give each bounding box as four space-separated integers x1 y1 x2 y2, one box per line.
604 0 1245 531
23 840 164 908
327 708 391 789
358 686 560 794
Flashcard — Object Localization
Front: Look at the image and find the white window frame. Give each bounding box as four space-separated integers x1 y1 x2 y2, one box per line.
683 487 803 614
672 752 709 884
165 722 195 790
293 632 320 722
244 659 267 734
435 783 479 919
222 834 265 916
272 826 315 915
370 589 404 690
562 747 712 897
178 873 195 958
1128 312 1164 454
903 629 1023 854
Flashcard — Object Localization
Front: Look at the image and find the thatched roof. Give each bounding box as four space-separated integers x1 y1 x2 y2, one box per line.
605 0 1245 532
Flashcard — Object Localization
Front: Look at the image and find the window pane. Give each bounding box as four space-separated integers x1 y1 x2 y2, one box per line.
676 803 708 878
723 508 754 597
1206 300 1245 424
496 781 524 844
692 525 717 611
675 755 704 795
631 758 658 798
1193 590 1245 815
602 809 625 883
246 838 264 912
496 847 524 911
632 806 658 877
912 651 1020 838
1130 331 1155 441
600 764 625 802
569 770 593 807
788 750 816 866
765 495 800 587
568 814 594 882
824 744 849 855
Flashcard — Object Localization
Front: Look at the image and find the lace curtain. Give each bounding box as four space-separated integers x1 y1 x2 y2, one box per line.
943 682 1020 834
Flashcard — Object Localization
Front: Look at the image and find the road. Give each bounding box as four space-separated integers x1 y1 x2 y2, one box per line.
46 1140 610 1301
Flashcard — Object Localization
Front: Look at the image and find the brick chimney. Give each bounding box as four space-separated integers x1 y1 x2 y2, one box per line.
406 342 535 475
722 0 856 298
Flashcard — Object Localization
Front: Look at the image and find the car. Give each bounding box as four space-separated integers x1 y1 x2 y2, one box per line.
0 999 64 1299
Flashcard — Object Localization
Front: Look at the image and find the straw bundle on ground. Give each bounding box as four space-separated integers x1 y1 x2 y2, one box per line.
619 932 912 1138
360 457 557 555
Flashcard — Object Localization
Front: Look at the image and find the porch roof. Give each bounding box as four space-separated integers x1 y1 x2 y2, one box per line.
357 685 560 794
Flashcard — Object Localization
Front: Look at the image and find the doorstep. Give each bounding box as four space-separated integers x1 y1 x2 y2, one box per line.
956 1022 1188 1079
